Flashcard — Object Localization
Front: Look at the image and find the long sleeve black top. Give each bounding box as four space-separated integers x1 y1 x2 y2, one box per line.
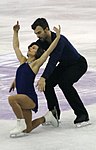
36 32 81 79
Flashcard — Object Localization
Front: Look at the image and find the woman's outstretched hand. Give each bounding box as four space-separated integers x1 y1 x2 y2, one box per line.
13 21 20 32
53 25 61 38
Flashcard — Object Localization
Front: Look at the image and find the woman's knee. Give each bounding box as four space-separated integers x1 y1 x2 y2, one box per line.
8 96 15 106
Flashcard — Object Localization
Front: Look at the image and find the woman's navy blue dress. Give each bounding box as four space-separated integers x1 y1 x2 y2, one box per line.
16 63 38 113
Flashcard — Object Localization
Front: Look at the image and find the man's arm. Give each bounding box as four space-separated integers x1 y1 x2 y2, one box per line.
41 35 65 79
13 21 27 64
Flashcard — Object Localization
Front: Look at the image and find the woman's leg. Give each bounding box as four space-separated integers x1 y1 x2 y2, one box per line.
8 94 36 119
22 109 45 133
8 94 45 133
8 94 57 134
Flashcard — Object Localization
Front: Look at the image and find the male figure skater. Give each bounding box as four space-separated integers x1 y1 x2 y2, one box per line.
31 18 90 127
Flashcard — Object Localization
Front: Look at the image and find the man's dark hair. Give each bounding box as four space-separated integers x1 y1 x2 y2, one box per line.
31 18 50 30
28 42 45 59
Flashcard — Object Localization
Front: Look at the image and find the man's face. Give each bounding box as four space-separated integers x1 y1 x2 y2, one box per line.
34 26 48 41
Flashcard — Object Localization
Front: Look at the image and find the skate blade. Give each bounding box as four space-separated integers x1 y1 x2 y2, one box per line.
42 122 51 126
75 121 91 128
42 120 61 127
10 132 29 138
42 122 59 127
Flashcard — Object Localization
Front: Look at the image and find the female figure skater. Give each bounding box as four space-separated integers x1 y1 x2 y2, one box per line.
8 21 60 137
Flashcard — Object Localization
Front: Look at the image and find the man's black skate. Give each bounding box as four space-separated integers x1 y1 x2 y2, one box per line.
74 114 91 127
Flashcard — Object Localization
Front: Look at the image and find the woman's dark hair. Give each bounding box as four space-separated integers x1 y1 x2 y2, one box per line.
31 18 50 30
28 42 45 59
35 47 45 59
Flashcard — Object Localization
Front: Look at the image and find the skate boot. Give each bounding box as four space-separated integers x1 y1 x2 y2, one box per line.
42 107 59 126
74 115 91 128
44 111 59 127
51 106 59 121
10 119 26 137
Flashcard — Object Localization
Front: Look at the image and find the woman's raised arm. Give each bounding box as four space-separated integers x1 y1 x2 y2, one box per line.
13 21 27 64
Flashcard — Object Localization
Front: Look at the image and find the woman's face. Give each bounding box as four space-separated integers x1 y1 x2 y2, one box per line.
27 44 39 57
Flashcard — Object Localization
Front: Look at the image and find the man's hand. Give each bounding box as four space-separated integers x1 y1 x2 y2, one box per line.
36 77 46 92
13 21 20 32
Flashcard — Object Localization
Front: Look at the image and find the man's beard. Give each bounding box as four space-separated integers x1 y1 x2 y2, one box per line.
39 38 45 41
39 35 47 42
